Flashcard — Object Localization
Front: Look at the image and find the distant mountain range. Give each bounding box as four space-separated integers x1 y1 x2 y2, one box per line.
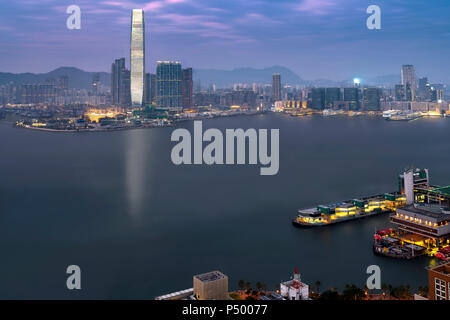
193 66 305 87
0 66 403 90
0 67 110 90
364 74 401 87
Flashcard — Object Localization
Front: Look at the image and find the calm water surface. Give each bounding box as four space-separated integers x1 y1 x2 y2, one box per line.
1 114 450 299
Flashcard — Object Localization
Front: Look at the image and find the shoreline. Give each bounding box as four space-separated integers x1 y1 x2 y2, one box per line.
6 110 264 133
2 111 448 133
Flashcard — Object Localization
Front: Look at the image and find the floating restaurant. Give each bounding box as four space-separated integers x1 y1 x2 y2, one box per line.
292 194 406 227
292 171 409 227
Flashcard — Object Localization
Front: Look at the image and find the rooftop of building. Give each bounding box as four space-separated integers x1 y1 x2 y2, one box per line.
429 185 450 196
429 261 450 277
338 203 356 209
286 279 307 289
368 197 386 202
399 167 428 177
157 61 181 64
281 276 308 289
194 271 226 283
397 204 450 220
154 288 194 300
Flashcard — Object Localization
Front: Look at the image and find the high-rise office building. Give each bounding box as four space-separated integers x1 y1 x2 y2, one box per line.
394 84 405 101
311 88 326 110
156 61 182 109
325 88 341 108
431 84 444 102
272 74 281 102
111 58 126 106
343 88 359 101
404 83 413 101
401 65 416 101
417 77 429 101
182 68 193 108
418 77 428 92
150 73 156 104
362 87 381 110
130 9 145 107
343 87 360 110
92 73 100 95
120 69 131 107
144 73 151 105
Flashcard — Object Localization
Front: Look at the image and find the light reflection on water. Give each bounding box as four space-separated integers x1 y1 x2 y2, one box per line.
0 115 450 298
125 129 150 219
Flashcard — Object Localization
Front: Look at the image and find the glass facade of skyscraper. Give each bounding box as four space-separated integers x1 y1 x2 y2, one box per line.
156 61 182 109
111 58 125 106
272 74 281 102
182 68 193 109
401 64 416 101
130 9 145 107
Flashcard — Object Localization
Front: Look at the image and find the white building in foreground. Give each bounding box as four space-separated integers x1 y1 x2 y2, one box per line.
280 268 309 300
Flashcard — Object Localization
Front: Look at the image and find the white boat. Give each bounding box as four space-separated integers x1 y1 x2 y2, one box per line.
383 110 400 118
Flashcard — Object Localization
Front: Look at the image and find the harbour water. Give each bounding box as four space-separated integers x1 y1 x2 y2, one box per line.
1 113 450 299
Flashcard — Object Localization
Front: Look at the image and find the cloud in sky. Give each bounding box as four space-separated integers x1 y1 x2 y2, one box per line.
0 0 449 83
101 0 190 12
295 0 337 15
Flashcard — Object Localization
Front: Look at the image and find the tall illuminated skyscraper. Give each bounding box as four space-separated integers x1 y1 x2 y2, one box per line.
130 9 145 107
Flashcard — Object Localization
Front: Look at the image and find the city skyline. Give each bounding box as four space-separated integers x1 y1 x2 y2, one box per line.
0 6 447 110
0 0 449 84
